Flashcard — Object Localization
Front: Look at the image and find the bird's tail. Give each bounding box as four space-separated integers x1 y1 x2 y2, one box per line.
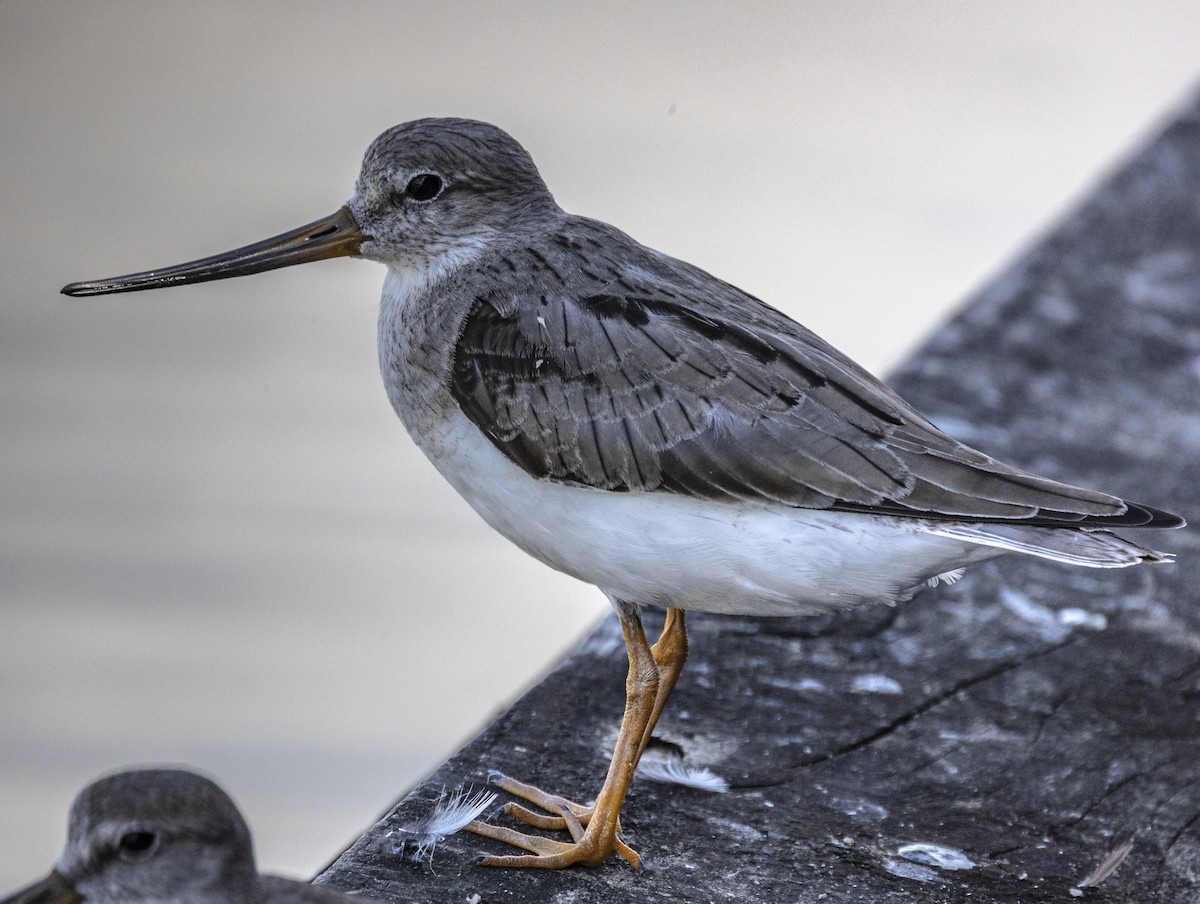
927 524 1173 567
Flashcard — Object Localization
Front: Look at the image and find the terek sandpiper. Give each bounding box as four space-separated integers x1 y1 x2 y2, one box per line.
62 118 1183 870
1 769 375 904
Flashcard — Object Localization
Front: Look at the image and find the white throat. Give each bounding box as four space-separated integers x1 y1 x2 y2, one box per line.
378 233 495 312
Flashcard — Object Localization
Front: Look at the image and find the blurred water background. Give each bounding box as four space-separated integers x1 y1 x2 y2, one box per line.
3 0 1199 887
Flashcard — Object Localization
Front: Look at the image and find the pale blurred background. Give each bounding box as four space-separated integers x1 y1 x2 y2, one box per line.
3 0 1200 887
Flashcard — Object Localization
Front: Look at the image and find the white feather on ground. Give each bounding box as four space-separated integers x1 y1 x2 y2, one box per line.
637 758 729 793
381 786 497 865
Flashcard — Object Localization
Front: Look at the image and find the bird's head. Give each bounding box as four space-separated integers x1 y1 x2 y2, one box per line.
61 118 556 298
350 118 556 272
1 770 257 904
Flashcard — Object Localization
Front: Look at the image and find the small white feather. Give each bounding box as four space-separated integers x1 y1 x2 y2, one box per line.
382 785 497 865
925 567 965 588
637 759 728 793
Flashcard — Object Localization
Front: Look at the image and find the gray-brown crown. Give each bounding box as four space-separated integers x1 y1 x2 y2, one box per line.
351 118 560 262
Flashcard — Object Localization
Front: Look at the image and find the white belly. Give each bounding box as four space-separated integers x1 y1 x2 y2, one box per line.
409 403 999 616
376 269 999 616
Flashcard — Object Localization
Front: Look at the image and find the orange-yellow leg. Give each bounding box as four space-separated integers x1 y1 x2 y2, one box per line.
466 605 688 869
639 607 688 760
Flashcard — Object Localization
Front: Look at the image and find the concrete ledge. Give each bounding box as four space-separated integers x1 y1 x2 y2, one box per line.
317 94 1200 903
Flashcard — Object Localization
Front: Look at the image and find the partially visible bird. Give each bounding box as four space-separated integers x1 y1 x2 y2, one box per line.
0 769 371 904
61 118 1183 871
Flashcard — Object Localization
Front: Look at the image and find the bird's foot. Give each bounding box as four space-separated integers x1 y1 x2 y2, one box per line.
465 607 687 870
466 772 639 869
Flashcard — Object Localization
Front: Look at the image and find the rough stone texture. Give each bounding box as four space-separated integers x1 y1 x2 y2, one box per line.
317 97 1200 902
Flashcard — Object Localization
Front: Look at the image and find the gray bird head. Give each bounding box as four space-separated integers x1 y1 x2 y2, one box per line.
61 118 558 298
350 118 558 271
3 769 258 904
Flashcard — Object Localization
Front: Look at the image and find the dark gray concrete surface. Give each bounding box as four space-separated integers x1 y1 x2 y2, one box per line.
316 95 1200 902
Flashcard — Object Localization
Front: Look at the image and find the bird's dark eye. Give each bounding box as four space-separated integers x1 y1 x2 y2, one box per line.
404 173 443 202
117 831 158 862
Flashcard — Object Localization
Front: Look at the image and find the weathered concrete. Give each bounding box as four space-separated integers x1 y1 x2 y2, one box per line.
317 95 1200 902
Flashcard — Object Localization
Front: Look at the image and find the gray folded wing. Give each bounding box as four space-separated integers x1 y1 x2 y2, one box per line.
451 228 1179 530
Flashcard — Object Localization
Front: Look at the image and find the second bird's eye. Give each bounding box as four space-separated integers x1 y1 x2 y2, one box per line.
117 830 158 862
404 173 444 201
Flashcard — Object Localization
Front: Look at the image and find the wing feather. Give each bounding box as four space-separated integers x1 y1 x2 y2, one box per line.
449 225 1182 530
